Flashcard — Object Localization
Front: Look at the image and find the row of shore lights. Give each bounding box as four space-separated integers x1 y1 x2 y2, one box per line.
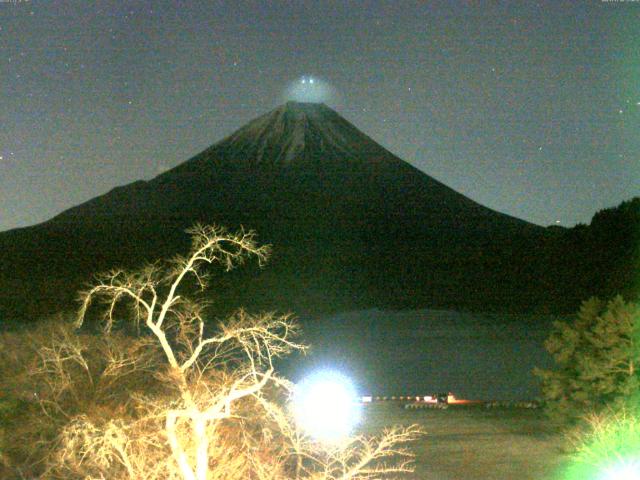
361 394 455 403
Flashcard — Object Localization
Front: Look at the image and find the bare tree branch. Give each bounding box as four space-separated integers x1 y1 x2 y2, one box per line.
29 224 421 480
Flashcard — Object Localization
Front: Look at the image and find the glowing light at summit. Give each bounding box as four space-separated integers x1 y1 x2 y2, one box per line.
283 76 336 103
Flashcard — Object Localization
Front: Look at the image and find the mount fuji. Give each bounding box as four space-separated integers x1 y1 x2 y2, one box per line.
0 102 559 320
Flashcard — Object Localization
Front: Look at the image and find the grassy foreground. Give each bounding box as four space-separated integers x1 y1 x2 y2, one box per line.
360 403 568 480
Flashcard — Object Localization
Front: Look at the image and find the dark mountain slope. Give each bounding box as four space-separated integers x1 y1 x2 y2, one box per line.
0 102 615 321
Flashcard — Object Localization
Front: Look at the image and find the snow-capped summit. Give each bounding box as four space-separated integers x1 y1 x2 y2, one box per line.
172 101 403 171
218 101 363 166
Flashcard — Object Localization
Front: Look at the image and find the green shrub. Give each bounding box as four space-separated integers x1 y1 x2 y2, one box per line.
535 296 640 424
561 407 640 480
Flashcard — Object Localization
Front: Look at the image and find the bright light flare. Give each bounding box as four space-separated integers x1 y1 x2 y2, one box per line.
292 370 362 443
599 460 640 480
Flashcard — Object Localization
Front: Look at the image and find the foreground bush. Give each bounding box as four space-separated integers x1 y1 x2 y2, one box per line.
561 407 640 480
2 224 420 479
0 318 165 478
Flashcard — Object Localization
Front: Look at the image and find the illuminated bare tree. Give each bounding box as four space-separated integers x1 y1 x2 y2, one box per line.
32 224 421 480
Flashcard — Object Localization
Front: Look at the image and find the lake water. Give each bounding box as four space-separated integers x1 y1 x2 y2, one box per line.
283 309 560 401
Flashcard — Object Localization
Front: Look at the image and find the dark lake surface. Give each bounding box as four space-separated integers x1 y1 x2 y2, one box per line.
283 309 561 401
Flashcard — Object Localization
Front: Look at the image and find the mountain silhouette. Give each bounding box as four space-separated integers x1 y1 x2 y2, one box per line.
0 102 575 321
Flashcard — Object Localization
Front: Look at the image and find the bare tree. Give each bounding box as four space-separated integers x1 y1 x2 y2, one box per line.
32 224 421 480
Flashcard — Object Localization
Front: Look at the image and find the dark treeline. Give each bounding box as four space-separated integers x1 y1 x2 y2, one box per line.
541 197 640 310
0 196 637 324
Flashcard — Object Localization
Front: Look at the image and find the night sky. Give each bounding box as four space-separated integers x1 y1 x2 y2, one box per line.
1 1 638 232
